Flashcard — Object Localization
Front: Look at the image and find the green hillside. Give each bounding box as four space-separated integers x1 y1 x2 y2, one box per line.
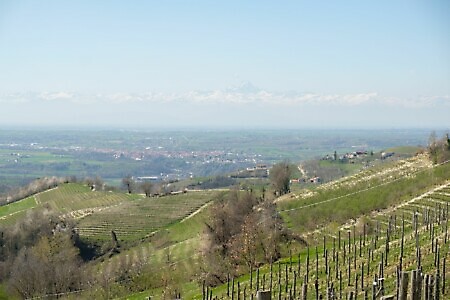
0 152 448 299
187 155 449 300
0 183 222 246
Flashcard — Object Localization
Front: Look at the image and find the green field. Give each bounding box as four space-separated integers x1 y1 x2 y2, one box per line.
0 196 36 219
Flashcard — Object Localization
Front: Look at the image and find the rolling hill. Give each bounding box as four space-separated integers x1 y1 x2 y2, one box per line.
0 151 448 299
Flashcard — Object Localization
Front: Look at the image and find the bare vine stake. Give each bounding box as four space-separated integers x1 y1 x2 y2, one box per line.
445 217 448 244
434 241 438 267
410 269 419 300
372 275 377 300
290 250 293 271
348 255 351 286
401 214 404 268
348 231 351 255
434 268 440 300
361 263 364 291
297 252 301 277
333 237 336 262
446 202 449 221
250 265 253 291
316 246 319 279
237 282 240 300
326 266 330 294
385 234 389 267
324 235 326 258
399 271 408 300
202 280 206 300
231 278 235 300
336 252 339 280
363 223 366 247
439 203 442 225
375 221 380 248
394 214 397 237
339 231 341 250
315 278 319 300
442 256 446 295
285 264 289 293
431 223 435 253
270 262 273 292
256 268 260 292
359 235 362 258
422 274 428 300
293 271 297 298
325 249 328 275
446 202 449 220
227 274 230 297
380 253 384 279
278 261 281 286
435 202 439 224
307 247 310 282
388 215 392 238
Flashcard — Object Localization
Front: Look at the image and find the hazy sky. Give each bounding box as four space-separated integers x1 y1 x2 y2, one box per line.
0 1 449 129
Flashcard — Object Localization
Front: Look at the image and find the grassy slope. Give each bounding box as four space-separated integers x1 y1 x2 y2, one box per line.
187 155 450 299
0 183 221 245
1 153 448 299
0 196 36 219
0 182 223 299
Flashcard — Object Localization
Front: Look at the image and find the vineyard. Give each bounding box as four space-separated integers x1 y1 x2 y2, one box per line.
0 183 222 244
0 196 37 227
0 153 448 299
198 166 449 299
76 191 221 242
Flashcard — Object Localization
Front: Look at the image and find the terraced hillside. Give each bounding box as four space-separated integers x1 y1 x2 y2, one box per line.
1 153 448 300
0 183 221 244
201 177 449 299
278 154 446 233
76 191 219 242
186 156 448 300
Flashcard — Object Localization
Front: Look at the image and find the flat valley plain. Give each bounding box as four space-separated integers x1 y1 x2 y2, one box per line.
0 128 438 192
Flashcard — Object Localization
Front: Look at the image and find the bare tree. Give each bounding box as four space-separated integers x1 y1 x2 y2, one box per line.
122 176 134 194
8 234 82 298
428 132 450 164
270 161 293 196
140 182 153 197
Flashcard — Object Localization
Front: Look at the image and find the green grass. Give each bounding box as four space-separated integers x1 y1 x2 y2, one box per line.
318 160 362 173
281 162 448 234
0 196 36 219
384 146 422 155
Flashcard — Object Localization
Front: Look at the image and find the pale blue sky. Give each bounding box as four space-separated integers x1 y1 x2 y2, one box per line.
0 1 449 128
